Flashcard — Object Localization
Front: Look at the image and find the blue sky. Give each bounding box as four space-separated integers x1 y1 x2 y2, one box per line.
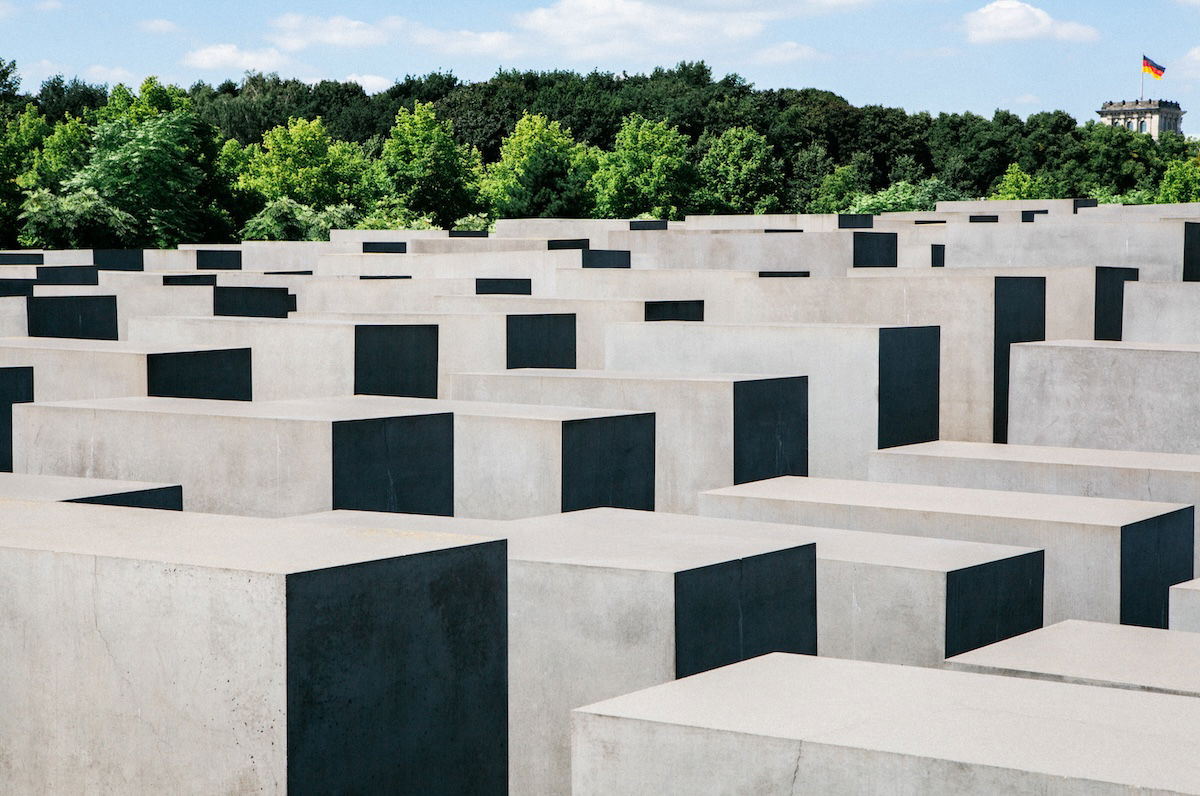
3 0 1200 126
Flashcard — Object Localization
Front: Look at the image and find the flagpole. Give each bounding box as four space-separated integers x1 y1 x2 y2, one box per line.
1141 55 1145 101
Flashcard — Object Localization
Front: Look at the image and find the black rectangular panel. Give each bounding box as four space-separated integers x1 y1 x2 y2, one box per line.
944 550 1044 658
0 366 33 472
359 275 412 280
629 220 668 230
561 413 655 512
581 249 631 269
196 250 242 270
362 242 407 253
969 215 998 223
354 325 439 399
506 314 576 369
877 326 940 449
838 214 873 229
93 249 144 270
547 239 589 250
213 286 293 318
1094 266 1139 341
733 377 808 484
36 265 98 285
147 348 253 401
1021 210 1049 222
0 279 35 296
757 271 810 278
68 485 183 511
267 270 313 276
448 229 488 238
332 414 454 515
992 276 1046 443
1120 507 1194 628
914 219 946 225
26 295 118 340
852 232 898 267
674 545 817 679
0 253 42 264
1184 223 1200 282
763 229 804 233
475 278 532 295
285 543 507 794
1073 198 1098 213
931 244 945 268
644 300 704 322
163 274 217 286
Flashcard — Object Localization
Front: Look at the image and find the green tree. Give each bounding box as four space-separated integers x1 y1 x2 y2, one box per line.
483 112 596 218
808 163 869 213
236 116 376 209
18 114 92 191
379 101 483 229
590 113 695 219
788 142 835 212
1157 159 1200 203
693 125 782 214
989 163 1042 200
0 104 52 245
240 197 360 241
17 187 137 248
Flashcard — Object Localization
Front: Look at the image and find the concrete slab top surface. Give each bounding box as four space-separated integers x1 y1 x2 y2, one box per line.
878 440 1200 473
286 509 509 538
610 321 928 332
0 472 177 501
704 477 1190 526
946 620 1200 697
576 652 1200 792
0 499 497 573
1017 339 1200 354
455 368 801 384
518 508 1037 571
0 337 244 356
24 395 644 423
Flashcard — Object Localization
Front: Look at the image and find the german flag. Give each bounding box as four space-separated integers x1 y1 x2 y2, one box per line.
1143 55 1166 79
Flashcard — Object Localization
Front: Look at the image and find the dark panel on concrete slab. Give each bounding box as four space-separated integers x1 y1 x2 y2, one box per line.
68 485 183 511
852 232 898 267
674 545 817 679
475 278 532 296
629 220 668 231
838 214 873 229
944 550 1044 658
733 376 808 484
644 300 704 322
332 413 454 515
757 271 810 278
362 242 407 253
992 276 1046 443
0 366 33 472
1094 266 1139 341
0 253 42 264
931 244 945 268
359 275 412 280
878 326 940 449
163 274 217 286
286 542 507 795
354 325 439 399
506 313 576 369
763 229 804 233
914 219 946 225
448 230 488 238
1021 210 1049 223
147 348 253 401
213 286 293 318
547 239 589 250
93 249 144 270
26 295 118 340
0 279 35 297
196 250 242 271
1073 198 1099 213
969 215 999 223
266 270 313 276
1120 507 1195 629
1185 223 1200 282
36 265 98 285
581 249 631 269
561 413 655 512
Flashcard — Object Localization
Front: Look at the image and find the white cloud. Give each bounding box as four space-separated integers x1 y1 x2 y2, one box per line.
754 41 823 65
138 18 179 34
345 73 392 94
266 13 393 51
34 0 62 10
964 1 1098 44
20 58 68 85
1173 47 1200 80
182 44 289 71
407 23 520 57
84 64 135 84
1010 92 1039 105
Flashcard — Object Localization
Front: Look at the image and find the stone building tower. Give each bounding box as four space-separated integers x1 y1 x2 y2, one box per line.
1097 99 1185 140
